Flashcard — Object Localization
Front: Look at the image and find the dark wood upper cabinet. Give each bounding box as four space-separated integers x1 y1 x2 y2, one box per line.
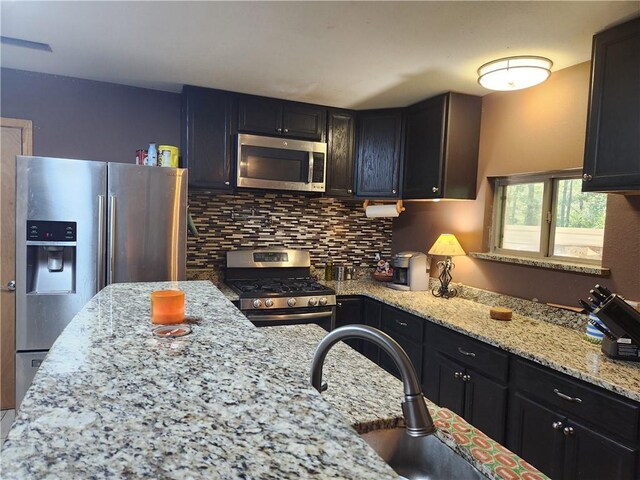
238 95 326 141
325 109 356 197
181 86 236 191
238 96 282 137
583 16 640 193
283 103 326 140
403 92 482 199
355 109 404 198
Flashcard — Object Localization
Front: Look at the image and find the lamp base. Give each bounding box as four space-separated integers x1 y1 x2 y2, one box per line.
431 257 458 299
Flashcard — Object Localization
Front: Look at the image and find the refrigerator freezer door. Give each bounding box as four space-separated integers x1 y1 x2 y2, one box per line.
15 351 47 409
107 164 187 284
15 156 107 351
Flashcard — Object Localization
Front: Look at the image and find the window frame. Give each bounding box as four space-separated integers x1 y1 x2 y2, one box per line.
490 168 604 265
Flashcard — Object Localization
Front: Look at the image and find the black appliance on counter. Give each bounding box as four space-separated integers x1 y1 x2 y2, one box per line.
580 284 640 362
226 249 336 330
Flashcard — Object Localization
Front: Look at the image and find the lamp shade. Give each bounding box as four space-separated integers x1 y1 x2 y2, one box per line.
428 234 466 257
478 56 552 91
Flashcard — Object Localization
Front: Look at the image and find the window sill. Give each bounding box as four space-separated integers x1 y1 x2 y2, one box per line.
468 252 610 276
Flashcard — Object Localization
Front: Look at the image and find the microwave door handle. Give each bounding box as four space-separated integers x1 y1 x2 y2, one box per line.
307 152 314 183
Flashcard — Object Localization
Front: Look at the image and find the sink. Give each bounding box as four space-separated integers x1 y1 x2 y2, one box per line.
361 427 489 480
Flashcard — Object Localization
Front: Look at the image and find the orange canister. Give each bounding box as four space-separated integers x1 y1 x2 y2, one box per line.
158 145 179 168
151 290 185 324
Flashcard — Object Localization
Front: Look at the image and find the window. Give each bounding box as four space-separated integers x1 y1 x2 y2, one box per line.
492 170 607 263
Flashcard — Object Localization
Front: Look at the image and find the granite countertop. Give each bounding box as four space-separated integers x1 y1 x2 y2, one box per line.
320 279 640 403
260 324 547 480
0 281 397 479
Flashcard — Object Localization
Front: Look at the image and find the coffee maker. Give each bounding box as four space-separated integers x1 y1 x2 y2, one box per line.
580 285 640 362
387 252 429 291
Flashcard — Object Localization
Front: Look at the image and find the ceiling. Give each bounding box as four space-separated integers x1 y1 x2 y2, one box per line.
1 1 638 109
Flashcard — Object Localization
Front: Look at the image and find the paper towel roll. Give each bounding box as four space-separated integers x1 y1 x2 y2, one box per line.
365 205 400 218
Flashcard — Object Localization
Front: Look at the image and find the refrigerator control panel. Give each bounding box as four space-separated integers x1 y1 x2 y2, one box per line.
27 220 77 242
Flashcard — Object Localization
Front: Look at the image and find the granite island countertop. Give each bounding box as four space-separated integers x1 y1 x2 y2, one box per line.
0 281 398 479
220 279 640 402
326 279 640 403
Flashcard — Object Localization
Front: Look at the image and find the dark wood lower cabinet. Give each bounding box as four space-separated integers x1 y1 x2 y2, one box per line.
565 418 638 480
508 393 566 479
426 351 507 443
379 334 423 382
464 367 508 444
361 298 382 363
509 392 639 480
433 353 466 416
331 297 640 479
335 297 363 351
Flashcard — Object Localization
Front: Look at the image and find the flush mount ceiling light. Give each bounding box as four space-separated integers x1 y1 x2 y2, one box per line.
478 56 552 91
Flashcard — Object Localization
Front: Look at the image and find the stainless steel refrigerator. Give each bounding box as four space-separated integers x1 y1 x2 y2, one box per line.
15 156 187 407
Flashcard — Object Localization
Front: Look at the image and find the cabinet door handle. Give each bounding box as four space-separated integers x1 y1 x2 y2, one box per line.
553 388 582 403
395 319 408 327
276 128 282 133
284 128 289 133
563 426 575 436
582 173 593 182
337 302 342 307
462 374 471 382
392 189 397 195
552 421 564 430
432 186 439 193
457 347 476 357
224 181 230 186
454 372 463 379
347 189 353 194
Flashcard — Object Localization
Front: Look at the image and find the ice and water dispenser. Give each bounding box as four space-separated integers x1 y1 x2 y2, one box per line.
25 220 77 294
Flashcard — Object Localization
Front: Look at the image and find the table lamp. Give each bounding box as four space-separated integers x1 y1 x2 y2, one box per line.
428 233 466 299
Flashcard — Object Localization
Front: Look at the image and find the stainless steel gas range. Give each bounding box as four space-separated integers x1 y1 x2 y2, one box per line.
226 249 336 330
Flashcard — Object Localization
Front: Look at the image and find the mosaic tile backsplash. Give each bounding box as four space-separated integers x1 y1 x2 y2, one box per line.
187 192 393 271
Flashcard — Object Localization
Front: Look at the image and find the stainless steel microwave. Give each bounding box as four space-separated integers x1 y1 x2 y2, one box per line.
236 134 327 193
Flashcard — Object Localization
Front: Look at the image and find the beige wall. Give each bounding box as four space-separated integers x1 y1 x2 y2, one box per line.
393 62 640 304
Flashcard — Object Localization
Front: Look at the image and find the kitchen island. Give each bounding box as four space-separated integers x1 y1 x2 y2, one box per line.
1 280 547 480
0 281 396 479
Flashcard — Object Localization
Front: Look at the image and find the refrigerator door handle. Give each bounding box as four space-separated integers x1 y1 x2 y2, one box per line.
97 195 106 290
108 195 116 284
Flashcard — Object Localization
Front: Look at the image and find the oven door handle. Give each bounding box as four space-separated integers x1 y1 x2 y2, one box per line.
246 311 332 322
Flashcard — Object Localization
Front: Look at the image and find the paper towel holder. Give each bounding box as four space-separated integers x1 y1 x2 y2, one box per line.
362 199 405 215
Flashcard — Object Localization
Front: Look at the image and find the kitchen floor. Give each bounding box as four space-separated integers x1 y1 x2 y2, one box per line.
1 409 16 444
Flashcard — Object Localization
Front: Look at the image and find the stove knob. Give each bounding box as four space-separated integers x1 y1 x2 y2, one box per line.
253 299 263 309
319 297 328 306
308 297 318 306
287 298 296 307
264 299 274 308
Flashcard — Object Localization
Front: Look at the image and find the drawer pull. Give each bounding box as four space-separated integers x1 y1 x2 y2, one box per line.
552 421 564 431
454 372 463 379
554 388 582 403
462 374 471 382
457 347 476 357
563 426 575 436
395 319 408 327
